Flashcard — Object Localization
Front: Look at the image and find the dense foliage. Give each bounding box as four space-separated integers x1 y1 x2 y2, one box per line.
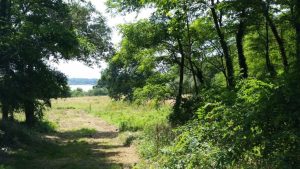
156 79 299 168
100 0 300 168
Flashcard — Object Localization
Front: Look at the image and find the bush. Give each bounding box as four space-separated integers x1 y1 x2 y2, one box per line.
138 123 174 159
87 87 108 96
134 84 172 107
156 79 299 168
169 96 201 125
71 88 86 97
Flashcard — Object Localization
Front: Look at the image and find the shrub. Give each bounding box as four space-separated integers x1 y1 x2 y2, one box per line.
156 79 299 168
71 88 86 97
169 96 202 125
87 87 108 96
134 84 172 108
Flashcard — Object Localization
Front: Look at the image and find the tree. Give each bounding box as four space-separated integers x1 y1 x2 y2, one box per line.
236 10 248 79
99 29 158 100
0 0 10 120
264 3 276 76
260 0 289 71
209 0 235 88
0 0 111 125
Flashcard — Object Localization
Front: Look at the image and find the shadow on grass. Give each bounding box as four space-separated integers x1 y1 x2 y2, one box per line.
58 128 118 140
0 121 126 169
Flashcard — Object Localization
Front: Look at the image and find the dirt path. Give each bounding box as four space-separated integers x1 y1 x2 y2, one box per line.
44 109 139 169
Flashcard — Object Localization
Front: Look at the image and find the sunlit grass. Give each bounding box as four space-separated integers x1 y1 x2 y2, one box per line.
0 120 120 169
0 96 171 169
50 96 171 132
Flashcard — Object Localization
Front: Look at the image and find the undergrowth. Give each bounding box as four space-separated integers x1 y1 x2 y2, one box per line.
136 78 300 169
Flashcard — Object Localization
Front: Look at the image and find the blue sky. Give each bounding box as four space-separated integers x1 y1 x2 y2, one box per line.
54 0 153 79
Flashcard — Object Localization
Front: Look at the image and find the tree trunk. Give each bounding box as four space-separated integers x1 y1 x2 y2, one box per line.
175 39 185 108
236 14 248 79
188 57 199 94
184 2 199 95
0 0 8 26
210 0 234 88
296 0 300 65
1 0 10 120
265 19 276 76
261 1 288 71
193 62 204 84
25 101 35 126
0 0 8 62
268 17 288 71
2 103 8 120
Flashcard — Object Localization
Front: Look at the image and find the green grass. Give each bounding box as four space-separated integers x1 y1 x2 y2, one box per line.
0 96 171 169
94 101 170 132
51 96 171 132
49 96 173 169
0 120 120 169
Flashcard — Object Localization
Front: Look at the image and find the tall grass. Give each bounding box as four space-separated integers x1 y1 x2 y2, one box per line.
50 96 171 132
0 96 172 169
50 96 174 169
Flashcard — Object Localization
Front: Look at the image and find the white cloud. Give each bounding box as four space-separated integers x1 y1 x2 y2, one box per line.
55 0 153 79
52 60 107 78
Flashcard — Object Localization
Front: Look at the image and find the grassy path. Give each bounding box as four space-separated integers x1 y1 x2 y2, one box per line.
45 109 139 169
1 96 170 169
0 99 139 169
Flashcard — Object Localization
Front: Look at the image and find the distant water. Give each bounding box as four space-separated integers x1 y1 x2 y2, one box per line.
70 85 94 91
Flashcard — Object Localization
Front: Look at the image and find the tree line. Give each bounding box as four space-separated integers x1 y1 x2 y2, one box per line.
0 0 111 126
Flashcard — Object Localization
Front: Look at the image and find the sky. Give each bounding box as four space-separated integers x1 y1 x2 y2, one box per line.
54 0 153 79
